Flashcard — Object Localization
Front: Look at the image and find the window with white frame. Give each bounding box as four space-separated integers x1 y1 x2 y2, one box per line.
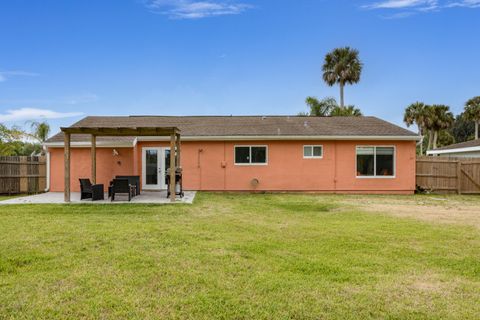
303 145 323 158
234 146 267 165
356 146 395 177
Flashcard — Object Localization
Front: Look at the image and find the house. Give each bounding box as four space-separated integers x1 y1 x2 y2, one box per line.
44 116 419 195
427 139 480 158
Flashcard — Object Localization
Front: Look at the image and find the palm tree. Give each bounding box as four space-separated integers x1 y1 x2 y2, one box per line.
464 96 480 140
301 97 362 117
330 105 362 116
304 97 337 116
424 105 454 150
322 47 362 109
403 102 427 154
27 121 50 155
29 121 50 143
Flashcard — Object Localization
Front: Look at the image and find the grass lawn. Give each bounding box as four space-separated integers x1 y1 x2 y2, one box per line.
1 193 479 319
0 195 21 201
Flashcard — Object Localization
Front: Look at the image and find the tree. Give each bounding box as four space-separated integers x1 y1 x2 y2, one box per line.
403 102 427 155
450 113 475 143
423 105 455 150
330 105 362 116
464 96 480 140
29 121 50 143
0 124 25 156
322 47 362 109
304 97 337 116
437 130 455 147
300 97 362 117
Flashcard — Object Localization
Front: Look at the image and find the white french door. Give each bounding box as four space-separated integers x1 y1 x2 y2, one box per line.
142 147 170 190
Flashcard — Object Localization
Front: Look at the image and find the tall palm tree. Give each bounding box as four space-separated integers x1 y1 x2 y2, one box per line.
464 96 480 140
403 102 427 154
322 47 362 109
304 97 337 116
424 105 454 150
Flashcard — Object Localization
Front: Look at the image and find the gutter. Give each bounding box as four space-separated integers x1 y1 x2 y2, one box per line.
43 135 420 147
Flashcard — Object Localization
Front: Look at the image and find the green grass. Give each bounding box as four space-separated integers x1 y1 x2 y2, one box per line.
0 195 22 201
1 193 479 319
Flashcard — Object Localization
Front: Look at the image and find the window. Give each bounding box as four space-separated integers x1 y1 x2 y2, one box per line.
234 146 267 165
356 146 395 177
303 145 323 158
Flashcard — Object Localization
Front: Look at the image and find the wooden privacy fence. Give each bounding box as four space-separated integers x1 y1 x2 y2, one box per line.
416 156 480 194
0 156 46 194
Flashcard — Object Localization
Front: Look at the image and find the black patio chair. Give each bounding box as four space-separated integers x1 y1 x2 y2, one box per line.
111 179 135 202
79 179 104 201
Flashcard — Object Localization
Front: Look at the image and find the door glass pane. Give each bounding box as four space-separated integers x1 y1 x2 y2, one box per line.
145 150 158 185
235 147 250 164
164 149 170 185
376 147 394 176
251 147 266 163
357 147 374 176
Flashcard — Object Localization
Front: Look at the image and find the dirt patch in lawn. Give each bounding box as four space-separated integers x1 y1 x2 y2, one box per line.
342 196 480 229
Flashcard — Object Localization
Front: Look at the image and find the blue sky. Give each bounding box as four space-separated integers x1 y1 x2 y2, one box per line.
1 0 479 135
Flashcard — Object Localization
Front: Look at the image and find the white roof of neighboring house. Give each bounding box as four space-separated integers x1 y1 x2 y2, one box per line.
427 139 480 155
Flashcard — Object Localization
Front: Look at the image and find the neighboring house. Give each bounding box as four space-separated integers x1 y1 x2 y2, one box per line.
44 116 419 194
427 139 480 158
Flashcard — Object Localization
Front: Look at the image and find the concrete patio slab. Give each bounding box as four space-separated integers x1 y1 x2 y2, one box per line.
0 191 196 205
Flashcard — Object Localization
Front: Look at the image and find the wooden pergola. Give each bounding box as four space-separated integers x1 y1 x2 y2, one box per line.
60 126 181 203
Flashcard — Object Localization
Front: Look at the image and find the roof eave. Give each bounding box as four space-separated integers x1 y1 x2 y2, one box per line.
44 134 420 147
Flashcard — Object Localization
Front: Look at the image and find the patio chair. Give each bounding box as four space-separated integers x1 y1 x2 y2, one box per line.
111 179 135 202
79 179 104 201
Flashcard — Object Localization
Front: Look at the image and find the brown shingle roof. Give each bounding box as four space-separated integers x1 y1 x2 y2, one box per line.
46 115 418 143
432 139 480 151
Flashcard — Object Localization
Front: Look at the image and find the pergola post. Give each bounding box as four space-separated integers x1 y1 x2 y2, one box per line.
175 133 181 168
91 135 96 184
169 133 176 202
64 132 71 203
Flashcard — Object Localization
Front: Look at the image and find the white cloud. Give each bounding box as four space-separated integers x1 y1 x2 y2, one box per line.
446 0 480 7
145 0 252 19
0 70 39 82
365 0 437 9
363 0 480 16
0 108 83 122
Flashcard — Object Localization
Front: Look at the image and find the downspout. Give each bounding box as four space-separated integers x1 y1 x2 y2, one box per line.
333 141 337 193
45 148 50 192
223 141 227 190
197 148 203 190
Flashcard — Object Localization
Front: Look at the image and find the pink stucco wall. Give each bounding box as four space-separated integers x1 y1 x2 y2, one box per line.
48 140 416 193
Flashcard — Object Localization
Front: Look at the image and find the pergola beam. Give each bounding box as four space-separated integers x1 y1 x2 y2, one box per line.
61 127 179 136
